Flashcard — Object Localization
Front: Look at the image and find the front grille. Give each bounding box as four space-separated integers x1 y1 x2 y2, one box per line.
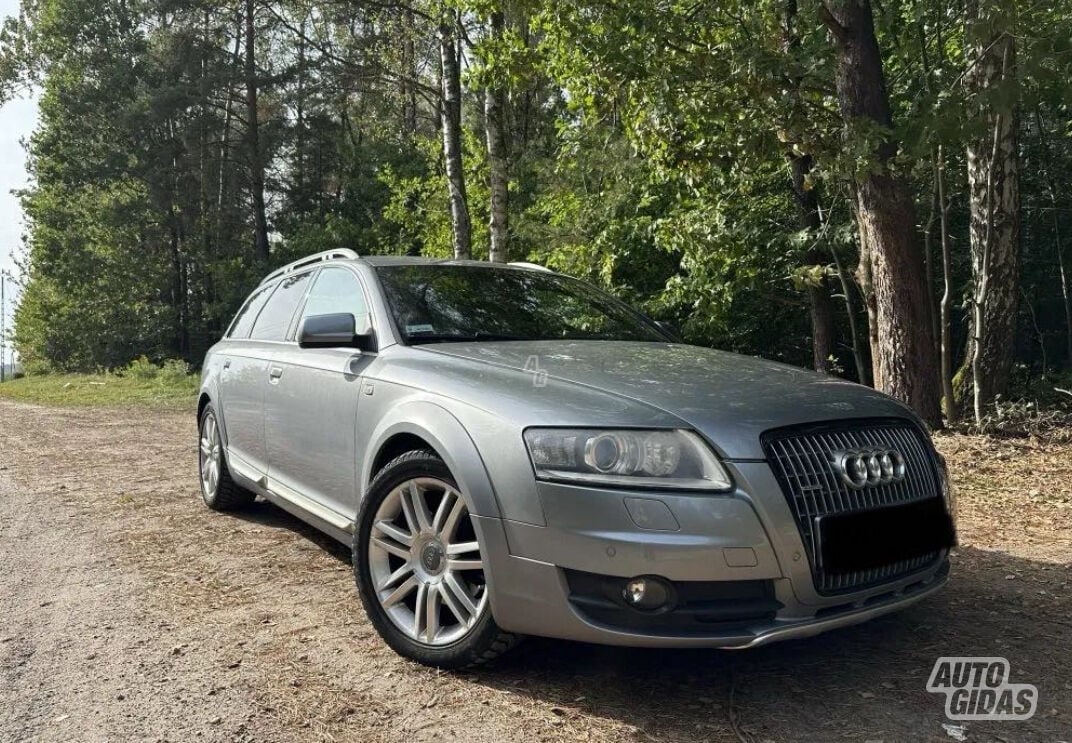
762 418 944 595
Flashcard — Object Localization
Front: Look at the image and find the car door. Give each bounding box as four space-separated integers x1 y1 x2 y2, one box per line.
221 271 315 480
215 282 276 478
264 266 374 522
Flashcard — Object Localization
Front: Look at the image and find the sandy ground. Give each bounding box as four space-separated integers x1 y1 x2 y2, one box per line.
0 399 1069 743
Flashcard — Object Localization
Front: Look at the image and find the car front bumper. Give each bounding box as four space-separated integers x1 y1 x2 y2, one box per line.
474 460 950 647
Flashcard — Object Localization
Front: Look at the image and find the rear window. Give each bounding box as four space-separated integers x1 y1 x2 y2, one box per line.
227 285 272 339
249 272 313 341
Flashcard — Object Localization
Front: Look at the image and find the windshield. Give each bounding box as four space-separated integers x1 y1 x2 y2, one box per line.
374 264 670 344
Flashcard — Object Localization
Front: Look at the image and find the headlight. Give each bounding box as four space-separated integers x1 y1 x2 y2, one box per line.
523 428 733 491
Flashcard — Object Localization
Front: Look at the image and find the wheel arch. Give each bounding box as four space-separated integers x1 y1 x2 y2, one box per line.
197 370 229 449
197 392 211 422
361 401 502 519
197 390 231 451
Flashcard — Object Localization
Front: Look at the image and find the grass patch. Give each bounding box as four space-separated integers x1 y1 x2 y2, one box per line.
0 370 199 409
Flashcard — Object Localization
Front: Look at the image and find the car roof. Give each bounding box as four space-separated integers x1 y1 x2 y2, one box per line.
355 255 543 270
260 251 554 286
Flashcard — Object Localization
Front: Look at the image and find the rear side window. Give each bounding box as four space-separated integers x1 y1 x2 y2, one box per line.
227 285 272 339
249 272 313 341
301 268 368 323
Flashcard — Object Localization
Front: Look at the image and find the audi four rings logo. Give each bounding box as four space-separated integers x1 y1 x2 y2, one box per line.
834 448 906 488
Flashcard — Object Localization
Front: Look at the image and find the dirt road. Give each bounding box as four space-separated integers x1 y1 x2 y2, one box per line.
1 399 1069 742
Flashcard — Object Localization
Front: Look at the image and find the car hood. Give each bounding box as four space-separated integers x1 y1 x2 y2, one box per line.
419 340 918 459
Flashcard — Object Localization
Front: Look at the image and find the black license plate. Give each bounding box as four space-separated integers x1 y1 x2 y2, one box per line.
816 497 956 574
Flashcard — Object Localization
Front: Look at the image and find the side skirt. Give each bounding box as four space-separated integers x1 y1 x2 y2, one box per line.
227 450 355 545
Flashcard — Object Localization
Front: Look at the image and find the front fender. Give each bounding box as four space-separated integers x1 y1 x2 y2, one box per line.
361 400 503 519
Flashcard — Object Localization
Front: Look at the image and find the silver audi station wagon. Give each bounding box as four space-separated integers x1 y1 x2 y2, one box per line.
197 249 956 668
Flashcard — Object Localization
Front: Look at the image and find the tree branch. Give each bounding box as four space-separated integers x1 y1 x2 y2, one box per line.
817 3 848 46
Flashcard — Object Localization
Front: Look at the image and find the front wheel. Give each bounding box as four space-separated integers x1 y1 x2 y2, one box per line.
354 450 519 668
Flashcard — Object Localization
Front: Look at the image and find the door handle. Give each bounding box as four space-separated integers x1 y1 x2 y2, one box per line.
268 366 284 382
222 359 231 370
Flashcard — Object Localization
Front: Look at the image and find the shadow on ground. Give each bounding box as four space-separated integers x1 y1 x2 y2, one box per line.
232 497 352 563
236 498 1070 742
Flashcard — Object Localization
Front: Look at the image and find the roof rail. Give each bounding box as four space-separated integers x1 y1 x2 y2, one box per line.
260 249 360 285
507 261 553 273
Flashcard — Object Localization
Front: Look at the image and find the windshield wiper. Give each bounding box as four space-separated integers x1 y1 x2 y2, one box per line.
407 331 530 345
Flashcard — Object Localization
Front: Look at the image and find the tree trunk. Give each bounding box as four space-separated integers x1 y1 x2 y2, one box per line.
788 153 837 373
168 203 188 358
1034 108 1072 369
831 241 870 386
485 9 509 264
960 2 1019 418
923 162 940 361
165 113 189 359
438 14 472 260
218 18 241 214
1055 218 1072 368
782 2 836 374
936 147 958 423
853 194 881 389
245 0 270 265
294 14 307 209
918 17 942 368
821 1 941 426
1050 194 1072 369
402 8 418 137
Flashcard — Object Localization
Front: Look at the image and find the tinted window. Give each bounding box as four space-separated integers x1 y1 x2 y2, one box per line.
301 268 368 323
249 272 313 341
228 285 272 339
375 265 667 344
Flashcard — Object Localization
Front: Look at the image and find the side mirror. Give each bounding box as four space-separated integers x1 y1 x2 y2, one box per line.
298 313 376 351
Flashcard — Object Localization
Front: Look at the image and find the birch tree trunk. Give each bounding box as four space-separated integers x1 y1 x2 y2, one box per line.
961 1 1019 419
245 0 270 264
937 147 958 423
820 0 942 426
485 8 509 264
439 14 472 260
402 8 418 137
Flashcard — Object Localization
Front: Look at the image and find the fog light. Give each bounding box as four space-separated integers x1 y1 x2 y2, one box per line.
621 576 672 611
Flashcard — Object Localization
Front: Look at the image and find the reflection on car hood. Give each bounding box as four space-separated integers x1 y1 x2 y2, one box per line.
420 340 918 459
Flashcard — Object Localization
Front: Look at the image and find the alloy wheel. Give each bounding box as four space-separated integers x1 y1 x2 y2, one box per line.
367 477 488 646
199 412 222 500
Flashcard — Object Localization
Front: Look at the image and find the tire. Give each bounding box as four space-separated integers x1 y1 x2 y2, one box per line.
198 403 255 512
354 449 519 668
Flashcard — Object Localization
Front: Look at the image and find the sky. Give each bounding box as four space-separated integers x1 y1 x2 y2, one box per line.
1 0 38 356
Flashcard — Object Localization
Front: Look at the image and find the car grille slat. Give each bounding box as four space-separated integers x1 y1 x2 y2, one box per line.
762 419 944 595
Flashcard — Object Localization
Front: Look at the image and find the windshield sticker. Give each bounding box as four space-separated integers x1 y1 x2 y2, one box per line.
406 324 435 334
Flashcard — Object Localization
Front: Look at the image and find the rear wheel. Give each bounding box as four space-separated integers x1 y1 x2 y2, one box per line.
354 449 519 668
198 404 254 511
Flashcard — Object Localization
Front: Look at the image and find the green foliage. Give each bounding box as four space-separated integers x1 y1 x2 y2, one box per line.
0 367 198 408
157 358 191 386
118 356 191 386
0 0 1070 396
125 356 160 381
378 138 455 259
